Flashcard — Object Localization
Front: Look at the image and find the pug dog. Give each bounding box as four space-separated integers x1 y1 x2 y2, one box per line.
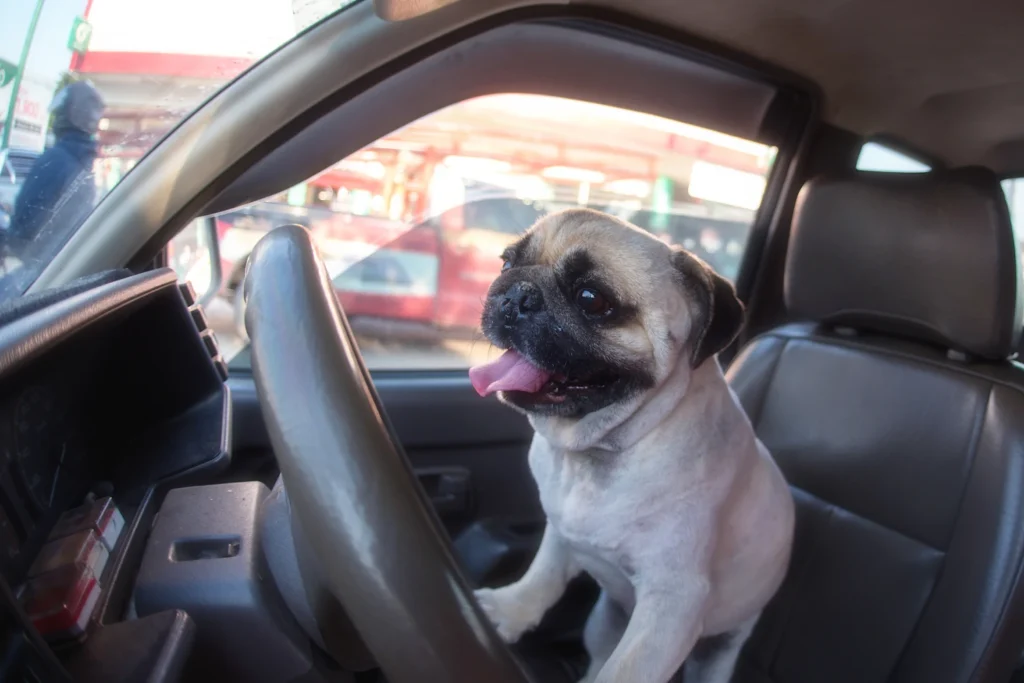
469 209 794 683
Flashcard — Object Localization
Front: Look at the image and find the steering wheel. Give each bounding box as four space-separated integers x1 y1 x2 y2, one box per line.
243 225 532 683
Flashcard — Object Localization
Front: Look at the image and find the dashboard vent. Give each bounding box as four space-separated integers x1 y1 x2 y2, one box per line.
178 283 229 382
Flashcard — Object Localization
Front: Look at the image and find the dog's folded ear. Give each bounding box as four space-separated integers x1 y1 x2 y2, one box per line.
671 248 745 368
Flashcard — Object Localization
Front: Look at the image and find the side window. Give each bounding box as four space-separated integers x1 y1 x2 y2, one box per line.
1003 180 1024 269
186 94 777 369
856 142 931 173
1003 180 1024 228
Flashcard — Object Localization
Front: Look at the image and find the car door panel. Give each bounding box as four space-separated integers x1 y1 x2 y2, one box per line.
227 374 542 584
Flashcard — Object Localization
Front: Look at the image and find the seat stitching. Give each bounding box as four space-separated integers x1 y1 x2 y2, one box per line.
749 328 1007 551
766 486 837 680
964 385 1024 683
761 326 1024 397
944 383 993 550
883 384 993 683
751 336 788 432
968 539 1024 683
787 486 941 551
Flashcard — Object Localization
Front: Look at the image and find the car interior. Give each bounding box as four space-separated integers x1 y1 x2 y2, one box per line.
4 1 1024 682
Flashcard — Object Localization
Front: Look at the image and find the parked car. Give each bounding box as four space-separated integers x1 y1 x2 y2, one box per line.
217 194 542 342
219 194 750 344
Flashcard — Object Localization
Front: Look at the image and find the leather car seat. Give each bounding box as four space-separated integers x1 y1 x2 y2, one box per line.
728 167 1024 683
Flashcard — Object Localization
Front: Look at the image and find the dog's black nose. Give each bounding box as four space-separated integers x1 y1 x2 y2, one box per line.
501 282 544 320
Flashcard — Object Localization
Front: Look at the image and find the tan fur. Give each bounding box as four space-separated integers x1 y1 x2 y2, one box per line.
475 208 794 683
525 208 697 381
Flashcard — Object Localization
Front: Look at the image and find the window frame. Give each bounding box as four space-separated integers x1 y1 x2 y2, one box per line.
212 91 796 373
856 136 941 173
1000 177 1024 241
136 10 815 376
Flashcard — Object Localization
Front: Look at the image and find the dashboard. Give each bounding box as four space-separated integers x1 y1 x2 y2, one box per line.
0 268 230 681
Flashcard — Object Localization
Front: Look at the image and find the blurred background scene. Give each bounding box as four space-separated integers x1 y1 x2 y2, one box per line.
17 0 1004 371
203 92 776 367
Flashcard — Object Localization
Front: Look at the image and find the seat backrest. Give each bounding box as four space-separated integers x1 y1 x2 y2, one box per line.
729 168 1024 683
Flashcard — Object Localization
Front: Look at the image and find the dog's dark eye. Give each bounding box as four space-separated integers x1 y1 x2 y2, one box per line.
575 287 612 317
501 259 513 272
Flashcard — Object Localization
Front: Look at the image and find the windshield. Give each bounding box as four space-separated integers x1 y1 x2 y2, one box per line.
0 0 354 301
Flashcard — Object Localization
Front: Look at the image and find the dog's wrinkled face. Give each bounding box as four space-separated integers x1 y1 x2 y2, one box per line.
469 208 744 419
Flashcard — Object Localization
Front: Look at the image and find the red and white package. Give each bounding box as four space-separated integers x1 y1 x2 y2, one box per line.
29 529 109 580
50 497 124 552
21 564 101 642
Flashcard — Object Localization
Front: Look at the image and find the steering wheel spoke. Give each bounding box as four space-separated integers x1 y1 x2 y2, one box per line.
244 224 532 683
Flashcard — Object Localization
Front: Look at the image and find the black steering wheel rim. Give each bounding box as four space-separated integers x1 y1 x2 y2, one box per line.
243 224 530 683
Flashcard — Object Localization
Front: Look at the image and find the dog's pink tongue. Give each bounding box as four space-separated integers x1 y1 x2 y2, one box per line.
469 350 552 397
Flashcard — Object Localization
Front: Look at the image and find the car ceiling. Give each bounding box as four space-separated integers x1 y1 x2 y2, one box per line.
378 0 1024 174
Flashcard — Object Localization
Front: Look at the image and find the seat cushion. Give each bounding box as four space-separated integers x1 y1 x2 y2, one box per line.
727 325 1024 683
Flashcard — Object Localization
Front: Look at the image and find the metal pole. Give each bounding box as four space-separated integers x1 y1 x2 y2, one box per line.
1 0 47 150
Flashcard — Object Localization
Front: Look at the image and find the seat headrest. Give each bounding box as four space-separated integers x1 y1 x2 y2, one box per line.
786 167 1021 359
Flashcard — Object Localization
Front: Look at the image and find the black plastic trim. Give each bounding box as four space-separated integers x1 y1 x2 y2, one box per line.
125 4 817 270
228 373 531 452
733 88 817 315
0 271 179 377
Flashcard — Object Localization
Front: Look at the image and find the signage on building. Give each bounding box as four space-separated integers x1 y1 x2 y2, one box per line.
0 59 18 88
67 17 93 53
6 77 52 152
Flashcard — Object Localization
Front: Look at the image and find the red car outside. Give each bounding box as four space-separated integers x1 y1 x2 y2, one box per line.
215 195 541 343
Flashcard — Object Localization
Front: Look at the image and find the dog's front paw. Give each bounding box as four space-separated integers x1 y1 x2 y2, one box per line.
474 587 540 643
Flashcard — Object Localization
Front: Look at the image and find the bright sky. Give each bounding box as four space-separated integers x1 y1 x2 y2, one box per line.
1 0 351 68
1 0 88 143
1 0 87 78
1 0 349 147
86 0 298 57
